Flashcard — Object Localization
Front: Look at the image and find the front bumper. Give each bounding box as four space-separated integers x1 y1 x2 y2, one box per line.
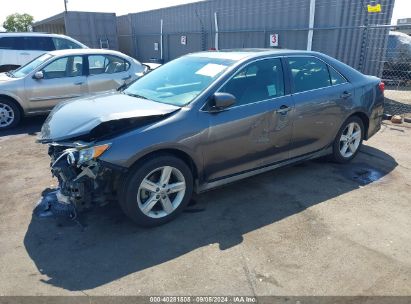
47 145 119 212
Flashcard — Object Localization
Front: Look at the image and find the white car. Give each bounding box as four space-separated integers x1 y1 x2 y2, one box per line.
0 33 87 72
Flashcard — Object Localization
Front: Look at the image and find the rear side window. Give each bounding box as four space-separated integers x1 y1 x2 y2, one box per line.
52 37 82 50
88 55 130 75
24 37 54 51
288 57 331 93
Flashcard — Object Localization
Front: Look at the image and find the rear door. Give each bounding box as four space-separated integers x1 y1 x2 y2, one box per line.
86 54 132 93
202 57 294 181
286 56 353 158
24 55 87 112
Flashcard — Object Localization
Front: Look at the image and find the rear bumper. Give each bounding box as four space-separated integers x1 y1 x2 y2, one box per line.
367 103 384 140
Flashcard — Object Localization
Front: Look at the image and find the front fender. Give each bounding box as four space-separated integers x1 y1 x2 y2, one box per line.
0 90 27 114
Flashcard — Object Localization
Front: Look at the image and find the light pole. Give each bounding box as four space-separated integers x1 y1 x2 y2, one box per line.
64 0 68 13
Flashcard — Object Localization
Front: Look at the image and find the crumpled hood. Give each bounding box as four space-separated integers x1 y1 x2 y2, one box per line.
38 92 180 143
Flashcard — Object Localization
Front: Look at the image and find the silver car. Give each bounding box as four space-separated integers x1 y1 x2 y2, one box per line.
0 49 146 129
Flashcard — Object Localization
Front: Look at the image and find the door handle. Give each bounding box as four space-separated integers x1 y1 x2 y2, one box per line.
122 75 131 80
74 81 84 85
20 52 29 56
276 105 291 115
341 91 352 99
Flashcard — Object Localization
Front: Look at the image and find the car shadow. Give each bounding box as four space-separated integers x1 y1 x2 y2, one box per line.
23 145 397 291
0 115 46 138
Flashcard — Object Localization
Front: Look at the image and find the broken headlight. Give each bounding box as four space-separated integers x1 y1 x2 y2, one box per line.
74 144 111 166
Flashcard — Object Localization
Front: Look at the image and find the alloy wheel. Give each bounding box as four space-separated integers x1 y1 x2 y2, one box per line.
339 122 362 158
0 102 15 128
137 166 186 219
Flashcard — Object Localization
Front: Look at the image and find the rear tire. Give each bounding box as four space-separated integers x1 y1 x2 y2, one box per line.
119 154 193 227
0 98 21 130
331 116 364 163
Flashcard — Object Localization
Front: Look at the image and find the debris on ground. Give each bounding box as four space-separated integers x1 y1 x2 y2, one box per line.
391 115 403 124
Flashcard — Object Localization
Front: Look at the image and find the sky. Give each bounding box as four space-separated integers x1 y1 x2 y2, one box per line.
0 0 410 30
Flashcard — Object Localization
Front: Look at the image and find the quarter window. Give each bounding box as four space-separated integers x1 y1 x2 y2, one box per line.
220 58 285 107
52 37 82 50
42 56 83 79
288 57 331 93
88 55 130 75
328 66 347 85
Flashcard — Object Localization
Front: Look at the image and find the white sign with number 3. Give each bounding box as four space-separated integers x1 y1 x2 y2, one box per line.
270 34 279 47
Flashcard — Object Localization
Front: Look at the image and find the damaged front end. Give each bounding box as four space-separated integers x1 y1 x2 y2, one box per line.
34 92 180 219
35 142 120 219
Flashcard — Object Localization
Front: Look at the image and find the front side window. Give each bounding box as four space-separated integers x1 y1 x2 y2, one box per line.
288 57 331 93
42 56 83 79
52 37 82 50
124 56 235 107
220 58 285 106
88 55 130 75
0 37 54 51
0 37 16 49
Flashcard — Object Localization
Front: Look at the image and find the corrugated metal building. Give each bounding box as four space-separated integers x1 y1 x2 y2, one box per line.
33 11 119 50
117 0 395 77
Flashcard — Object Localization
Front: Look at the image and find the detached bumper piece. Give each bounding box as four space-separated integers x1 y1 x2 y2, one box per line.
34 190 76 219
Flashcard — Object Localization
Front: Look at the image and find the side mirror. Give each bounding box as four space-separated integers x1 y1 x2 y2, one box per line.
33 71 44 80
142 64 151 74
211 93 236 111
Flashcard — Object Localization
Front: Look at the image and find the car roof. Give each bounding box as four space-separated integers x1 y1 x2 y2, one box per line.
0 32 71 38
46 48 134 58
187 48 320 61
188 48 367 82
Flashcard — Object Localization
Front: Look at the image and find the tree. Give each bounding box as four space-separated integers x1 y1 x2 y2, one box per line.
3 13 34 32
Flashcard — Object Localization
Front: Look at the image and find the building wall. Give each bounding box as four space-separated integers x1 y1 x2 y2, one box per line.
65 12 119 50
118 0 395 77
33 12 119 50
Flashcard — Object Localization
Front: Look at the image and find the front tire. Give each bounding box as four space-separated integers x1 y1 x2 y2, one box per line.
0 98 21 130
331 116 364 163
119 154 194 227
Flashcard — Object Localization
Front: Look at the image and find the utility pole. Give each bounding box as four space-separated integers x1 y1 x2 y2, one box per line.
64 0 68 13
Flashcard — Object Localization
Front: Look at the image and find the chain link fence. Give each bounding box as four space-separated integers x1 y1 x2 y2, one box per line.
117 0 410 118
365 25 411 118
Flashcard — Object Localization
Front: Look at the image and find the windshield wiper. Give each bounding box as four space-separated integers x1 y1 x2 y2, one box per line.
5 71 15 78
124 92 150 100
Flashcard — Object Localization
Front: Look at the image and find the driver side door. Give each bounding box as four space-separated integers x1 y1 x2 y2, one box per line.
202 57 294 181
24 55 87 112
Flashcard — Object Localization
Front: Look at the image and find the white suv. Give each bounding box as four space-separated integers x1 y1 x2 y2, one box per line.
0 33 87 72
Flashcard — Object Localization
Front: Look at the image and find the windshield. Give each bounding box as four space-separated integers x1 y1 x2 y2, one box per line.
12 54 53 78
124 56 235 106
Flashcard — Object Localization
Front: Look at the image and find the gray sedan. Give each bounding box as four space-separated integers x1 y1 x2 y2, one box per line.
38 49 384 226
0 49 146 129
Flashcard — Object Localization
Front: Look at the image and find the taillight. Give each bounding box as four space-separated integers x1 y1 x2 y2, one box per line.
379 82 385 93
